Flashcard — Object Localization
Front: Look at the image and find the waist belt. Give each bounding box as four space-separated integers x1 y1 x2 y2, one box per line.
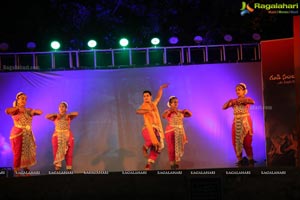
172 124 183 128
55 129 69 133
234 113 250 118
14 124 31 131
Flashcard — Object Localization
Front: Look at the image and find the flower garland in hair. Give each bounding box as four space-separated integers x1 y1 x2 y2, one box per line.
60 101 69 109
13 92 25 107
237 83 248 94
167 96 176 108
239 83 248 95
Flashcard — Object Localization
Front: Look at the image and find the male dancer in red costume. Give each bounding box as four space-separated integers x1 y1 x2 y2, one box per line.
136 84 168 170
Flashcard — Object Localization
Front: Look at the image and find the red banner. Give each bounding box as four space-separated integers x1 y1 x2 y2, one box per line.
261 38 297 166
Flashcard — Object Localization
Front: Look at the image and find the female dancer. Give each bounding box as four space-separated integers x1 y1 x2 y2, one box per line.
5 92 43 175
223 83 255 167
162 96 192 170
46 101 78 171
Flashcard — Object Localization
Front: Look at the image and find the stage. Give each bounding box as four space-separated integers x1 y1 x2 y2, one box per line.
0 61 298 200
1 167 300 200
0 63 267 172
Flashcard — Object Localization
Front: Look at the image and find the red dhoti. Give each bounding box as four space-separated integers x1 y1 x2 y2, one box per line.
165 130 187 162
232 115 253 160
142 128 161 163
10 126 36 170
52 130 74 170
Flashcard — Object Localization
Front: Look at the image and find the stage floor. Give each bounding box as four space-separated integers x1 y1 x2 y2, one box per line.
1 167 299 200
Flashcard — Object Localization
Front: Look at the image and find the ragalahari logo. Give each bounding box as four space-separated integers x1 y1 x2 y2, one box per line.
240 1 254 16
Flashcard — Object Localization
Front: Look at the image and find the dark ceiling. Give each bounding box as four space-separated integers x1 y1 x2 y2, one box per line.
0 0 297 51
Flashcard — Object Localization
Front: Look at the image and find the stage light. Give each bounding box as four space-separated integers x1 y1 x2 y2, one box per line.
168 36 179 45
193 36 203 44
151 37 160 46
50 41 61 50
119 38 129 48
0 42 9 51
224 34 233 42
87 40 97 48
26 42 37 50
252 33 261 41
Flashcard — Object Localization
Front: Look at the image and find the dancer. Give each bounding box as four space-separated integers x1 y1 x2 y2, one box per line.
136 83 168 170
162 96 192 170
5 92 43 176
45 101 78 171
223 83 255 167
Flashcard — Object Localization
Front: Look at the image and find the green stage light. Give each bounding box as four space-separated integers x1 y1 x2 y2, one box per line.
151 38 160 46
119 38 129 47
50 41 60 50
87 40 97 48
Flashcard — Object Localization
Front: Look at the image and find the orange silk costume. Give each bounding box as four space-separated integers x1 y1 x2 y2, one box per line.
139 101 164 147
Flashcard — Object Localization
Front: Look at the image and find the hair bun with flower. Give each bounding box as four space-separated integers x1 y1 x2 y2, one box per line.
60 101 69 108
167 96 176 108
238 83 248 94
13 92 25 107
16 92 25 99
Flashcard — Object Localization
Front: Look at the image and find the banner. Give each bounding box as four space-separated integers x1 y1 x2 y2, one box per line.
261 38 297 166
293 15 300 167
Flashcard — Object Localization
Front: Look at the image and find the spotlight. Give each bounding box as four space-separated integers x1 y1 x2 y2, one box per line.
151 37 160 46
252 33 261 41
50 41 61 50
193 36 203 44
87 40 97 49
224 34 233 42
168 36 179 45
119 38 129 48
26 42 37 50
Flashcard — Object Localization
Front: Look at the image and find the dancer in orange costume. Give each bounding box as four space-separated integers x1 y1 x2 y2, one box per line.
136 84 168 170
